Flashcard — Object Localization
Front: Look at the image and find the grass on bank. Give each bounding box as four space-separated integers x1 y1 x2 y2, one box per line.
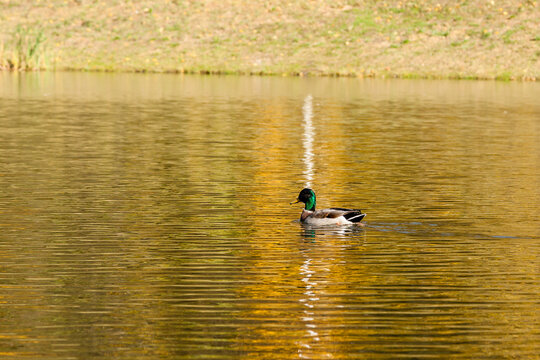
0 0 538 80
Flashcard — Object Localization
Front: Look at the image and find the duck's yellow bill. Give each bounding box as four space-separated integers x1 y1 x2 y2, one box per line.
290 199 300 205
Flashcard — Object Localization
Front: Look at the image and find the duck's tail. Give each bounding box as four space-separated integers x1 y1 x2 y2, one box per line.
344 210 366 223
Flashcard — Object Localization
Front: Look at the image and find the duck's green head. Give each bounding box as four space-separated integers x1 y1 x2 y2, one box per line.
291 188 316 211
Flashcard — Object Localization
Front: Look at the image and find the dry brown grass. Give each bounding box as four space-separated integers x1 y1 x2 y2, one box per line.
0 0 538 79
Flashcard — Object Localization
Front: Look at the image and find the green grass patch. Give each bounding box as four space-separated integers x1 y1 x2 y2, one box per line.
353 13 377 29
495 71 513 81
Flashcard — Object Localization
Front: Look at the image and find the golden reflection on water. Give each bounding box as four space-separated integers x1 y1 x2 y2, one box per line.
0 73 539 359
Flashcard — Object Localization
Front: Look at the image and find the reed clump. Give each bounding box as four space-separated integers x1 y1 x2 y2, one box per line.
0 26 47 71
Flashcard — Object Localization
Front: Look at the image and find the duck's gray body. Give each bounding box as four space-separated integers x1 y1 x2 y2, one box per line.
301 208 366 225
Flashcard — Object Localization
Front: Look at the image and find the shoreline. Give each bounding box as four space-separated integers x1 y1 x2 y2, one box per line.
3 67 537 82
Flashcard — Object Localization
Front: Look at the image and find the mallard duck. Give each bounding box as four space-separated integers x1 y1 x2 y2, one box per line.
291 188 366 226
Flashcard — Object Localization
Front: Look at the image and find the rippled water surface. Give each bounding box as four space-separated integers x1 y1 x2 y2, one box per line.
1 73 539 359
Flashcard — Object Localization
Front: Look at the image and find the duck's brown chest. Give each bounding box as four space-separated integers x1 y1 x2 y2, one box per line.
300 209 313 222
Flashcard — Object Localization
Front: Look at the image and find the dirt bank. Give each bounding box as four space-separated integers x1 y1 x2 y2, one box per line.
1 0 538 80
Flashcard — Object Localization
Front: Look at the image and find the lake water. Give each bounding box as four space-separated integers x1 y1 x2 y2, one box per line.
0 72 539 359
